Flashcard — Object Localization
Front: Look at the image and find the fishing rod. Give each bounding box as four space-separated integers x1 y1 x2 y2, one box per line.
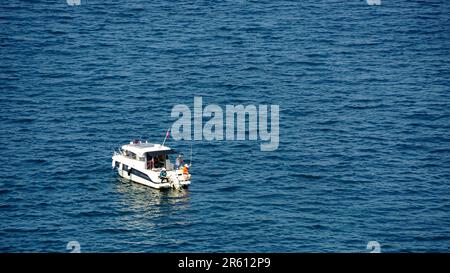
189 142 193 167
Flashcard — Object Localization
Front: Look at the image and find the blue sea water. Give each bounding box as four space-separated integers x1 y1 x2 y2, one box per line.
0 0 449 252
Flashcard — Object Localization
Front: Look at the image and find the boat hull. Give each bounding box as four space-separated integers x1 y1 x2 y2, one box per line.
116 167 190 189
112 154 191 190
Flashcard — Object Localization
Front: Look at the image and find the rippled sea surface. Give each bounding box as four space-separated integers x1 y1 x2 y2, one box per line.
1 0 449 252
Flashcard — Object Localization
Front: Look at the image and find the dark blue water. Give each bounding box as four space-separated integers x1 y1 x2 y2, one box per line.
1 0 449 252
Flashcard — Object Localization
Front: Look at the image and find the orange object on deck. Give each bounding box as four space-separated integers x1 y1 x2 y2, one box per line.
183 165 189 175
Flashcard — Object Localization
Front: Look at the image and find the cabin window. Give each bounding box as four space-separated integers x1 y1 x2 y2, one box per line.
122 164 129 171
115 161 120 168
124 150 137 160
153 155 166 168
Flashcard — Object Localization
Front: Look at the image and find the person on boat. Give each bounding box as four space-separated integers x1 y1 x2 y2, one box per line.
154 155 165 168
175 154 183 169
159 168 168 183
147 157 154 169
182 164 190 180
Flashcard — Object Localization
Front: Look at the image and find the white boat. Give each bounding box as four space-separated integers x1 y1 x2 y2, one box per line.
112 140 191 189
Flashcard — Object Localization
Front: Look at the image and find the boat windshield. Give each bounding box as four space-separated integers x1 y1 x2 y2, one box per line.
123 150 137 160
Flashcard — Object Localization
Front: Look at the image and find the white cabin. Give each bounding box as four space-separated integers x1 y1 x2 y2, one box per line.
112 140 191 189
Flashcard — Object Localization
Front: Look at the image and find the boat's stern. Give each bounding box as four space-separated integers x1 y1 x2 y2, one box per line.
168 169 191 188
